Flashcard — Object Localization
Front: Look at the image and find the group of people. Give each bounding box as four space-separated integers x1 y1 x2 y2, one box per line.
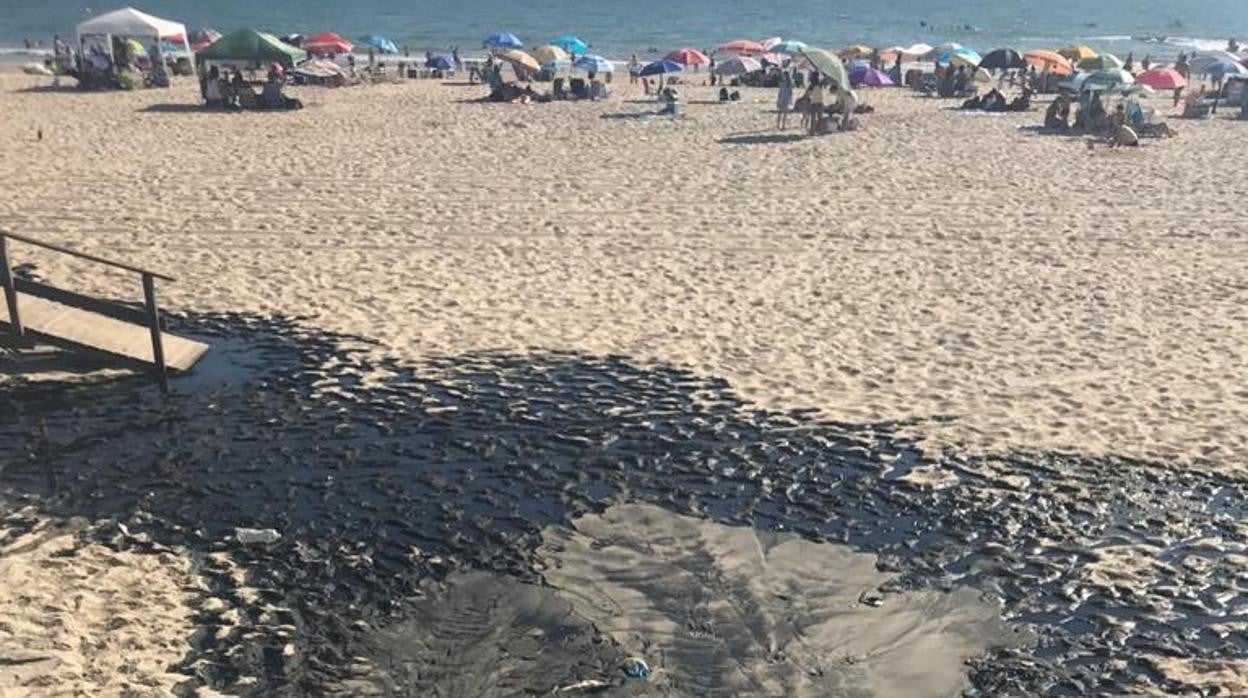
200 64 302 110
961 86 1032 112
775 71 861 134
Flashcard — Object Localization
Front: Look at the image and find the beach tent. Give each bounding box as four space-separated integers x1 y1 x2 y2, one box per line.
76 7 191 59
1134 67 1186 89
303 32 353 56
196 29 307 67
979 48 1024 71
550 34 588 54
426 55 456 70
532 45 568 65
714 56 762 76
573 54 614 74
850 66 893 87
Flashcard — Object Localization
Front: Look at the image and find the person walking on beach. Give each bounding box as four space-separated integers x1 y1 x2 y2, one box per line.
628 54 639 84
776 71 794 130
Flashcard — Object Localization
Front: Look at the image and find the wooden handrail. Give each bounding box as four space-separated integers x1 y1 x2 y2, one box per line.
0 230 175 282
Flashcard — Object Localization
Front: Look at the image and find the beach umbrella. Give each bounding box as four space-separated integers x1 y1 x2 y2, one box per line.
716 39 765 55
798 47 849 90
979 48 1024 70
841 44 873 59
197 29 307 67
1079 68 1134 91
550 34 588 54
851 67 893 87
713 55 762 76
532 44 568 65
189 27 220 45
1058 45 1097 61
1078 53 1123 71
304 32 353 56
425 54 455 70
1023 50 1072 74
769 39 808 55
759 36 783 50
1135 67 1186 89
574 54 614 74
496 48 540 72
938 47 982 67
894 43 933 58
1208 60 1248 78
484 32 523 49
358 35 398 53
667 47 711 66
1189 50 1241 74
280 34 303 47
639 58 683 76
924 42 962 60
973 67 993 84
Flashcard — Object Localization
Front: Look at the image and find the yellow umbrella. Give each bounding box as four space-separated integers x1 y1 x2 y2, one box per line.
1058 45 1097 61
840 44 873 58
496 48 540 72
532 44 568 65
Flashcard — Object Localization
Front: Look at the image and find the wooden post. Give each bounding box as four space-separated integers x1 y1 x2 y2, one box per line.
142 272 168 393
0 234 22 340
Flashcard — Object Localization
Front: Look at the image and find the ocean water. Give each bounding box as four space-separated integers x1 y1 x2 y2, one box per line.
2 0 1245 61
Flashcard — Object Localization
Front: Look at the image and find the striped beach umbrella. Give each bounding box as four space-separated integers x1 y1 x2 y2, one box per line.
574 54 614 73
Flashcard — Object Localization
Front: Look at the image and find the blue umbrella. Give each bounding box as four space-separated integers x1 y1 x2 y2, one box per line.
484 32 523 49
574 54 613 73
551 34 588 54
426 55 455 70
358 35 398 53
639 58 683 77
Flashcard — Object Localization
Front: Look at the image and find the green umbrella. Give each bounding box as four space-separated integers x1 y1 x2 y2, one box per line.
197 28 307 67
799 47 849 91
1078 54 1123 72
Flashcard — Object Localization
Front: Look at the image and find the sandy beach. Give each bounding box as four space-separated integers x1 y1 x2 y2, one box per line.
1 69 1247 695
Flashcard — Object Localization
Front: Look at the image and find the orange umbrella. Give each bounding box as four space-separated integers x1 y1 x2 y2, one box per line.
666 47 710 66
1024 50 1073 75
716 39 764 55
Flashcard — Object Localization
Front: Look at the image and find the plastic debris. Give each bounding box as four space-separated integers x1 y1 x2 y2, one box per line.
235 527 282 545
622 657 650 679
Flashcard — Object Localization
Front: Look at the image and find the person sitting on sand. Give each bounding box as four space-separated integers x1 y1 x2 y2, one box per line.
1044 94 1070 130
1008 87 1032 112
719 86 730 102
1108 124 1139 148
233 70 259 109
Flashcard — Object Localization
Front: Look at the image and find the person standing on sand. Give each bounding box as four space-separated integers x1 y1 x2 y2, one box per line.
808 77 826 135
776 71 794 130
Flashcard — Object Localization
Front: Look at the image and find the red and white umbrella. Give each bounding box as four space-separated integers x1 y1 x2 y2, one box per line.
716 39 764 55
1134 68 1186 90
666 47 711 66
304 32 355 56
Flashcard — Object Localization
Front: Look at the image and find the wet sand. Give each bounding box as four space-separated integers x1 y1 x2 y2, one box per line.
0 68 1247 695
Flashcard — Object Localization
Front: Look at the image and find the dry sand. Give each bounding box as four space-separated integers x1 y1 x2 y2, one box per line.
1 70 1246 694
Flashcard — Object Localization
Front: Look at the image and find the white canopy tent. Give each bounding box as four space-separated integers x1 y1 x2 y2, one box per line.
76 7 191 58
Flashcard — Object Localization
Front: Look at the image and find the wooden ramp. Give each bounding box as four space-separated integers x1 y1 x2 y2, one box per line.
1 230 210 391
2 292 208 371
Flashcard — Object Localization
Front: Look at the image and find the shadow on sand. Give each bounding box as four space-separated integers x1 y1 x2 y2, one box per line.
718 131 808 145
0 312 1244 695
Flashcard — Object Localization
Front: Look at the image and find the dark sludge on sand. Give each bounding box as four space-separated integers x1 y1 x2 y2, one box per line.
0 312 1245 695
